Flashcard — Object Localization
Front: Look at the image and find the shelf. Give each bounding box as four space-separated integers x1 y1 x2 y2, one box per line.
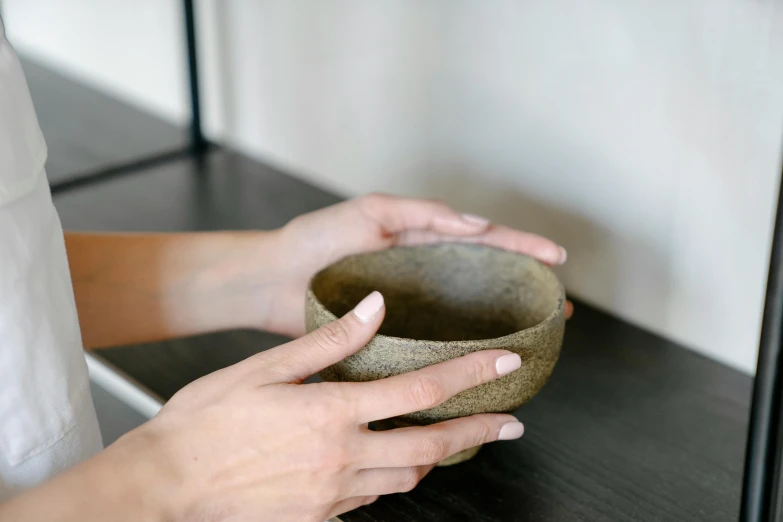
21 57 188 184
53 148 751 521
26 56 751 522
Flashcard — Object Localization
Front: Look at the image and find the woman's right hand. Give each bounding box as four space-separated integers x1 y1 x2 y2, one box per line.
137 291 523 521
0 291 524 522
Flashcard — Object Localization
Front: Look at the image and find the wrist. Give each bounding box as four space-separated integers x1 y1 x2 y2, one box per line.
87 426 179 522
0 425 177 522
232 228 291 332
253 223 311 336
179 229 286 334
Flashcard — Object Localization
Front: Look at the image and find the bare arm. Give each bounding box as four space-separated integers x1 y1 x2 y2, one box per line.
0 293 525 521
0 431 170 522
65 194 571 349
65 231 282 348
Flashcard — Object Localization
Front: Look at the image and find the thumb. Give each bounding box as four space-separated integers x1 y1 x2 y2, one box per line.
359 194 490 237
262 291 385 383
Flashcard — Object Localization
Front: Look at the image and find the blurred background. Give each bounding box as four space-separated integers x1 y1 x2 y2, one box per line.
3 0 783 376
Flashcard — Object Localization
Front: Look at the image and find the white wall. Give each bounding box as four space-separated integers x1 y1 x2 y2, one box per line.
2 0 189 123
4 0 783 373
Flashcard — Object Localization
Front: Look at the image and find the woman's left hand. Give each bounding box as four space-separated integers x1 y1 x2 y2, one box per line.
264 193 572 338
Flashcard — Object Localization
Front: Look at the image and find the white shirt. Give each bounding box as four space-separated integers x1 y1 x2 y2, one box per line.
0 19 102 501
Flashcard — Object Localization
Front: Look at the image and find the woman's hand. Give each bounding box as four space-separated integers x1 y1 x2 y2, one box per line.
64 193 570 349
1 292 525 522
266 193 571 337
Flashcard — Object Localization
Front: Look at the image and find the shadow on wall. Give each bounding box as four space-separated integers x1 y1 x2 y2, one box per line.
421 169 673 335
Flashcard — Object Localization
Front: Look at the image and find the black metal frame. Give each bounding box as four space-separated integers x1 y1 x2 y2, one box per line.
48 0 206 195
740 165 783 519
182 0 205 153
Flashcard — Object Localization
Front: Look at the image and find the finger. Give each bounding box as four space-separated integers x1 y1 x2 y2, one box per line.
350 349 522 423
326 495 379 519
350 464 436 497
395 229 454 246
477 224 566 265
396 225 566 266
358 414 523 468
358 193 491 236
256 291 385 384
565 300 574 319
360 194 566 265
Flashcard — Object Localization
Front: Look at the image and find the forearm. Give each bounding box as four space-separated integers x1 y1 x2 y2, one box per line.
0 429 174 522
65 230 283 348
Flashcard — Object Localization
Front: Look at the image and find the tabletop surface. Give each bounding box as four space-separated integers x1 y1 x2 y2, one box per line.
53 149 752 522
29 54 754 522
21 58 187 183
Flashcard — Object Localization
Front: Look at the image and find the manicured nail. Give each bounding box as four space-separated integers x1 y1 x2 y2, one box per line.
353 291 384 323
557 246 568 264
460 213 490 227
495 353 522 376
498 422 525 440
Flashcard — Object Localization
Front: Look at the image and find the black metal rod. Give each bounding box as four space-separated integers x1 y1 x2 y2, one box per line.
183 0 206 152
49 147 197 195
739 168 783 521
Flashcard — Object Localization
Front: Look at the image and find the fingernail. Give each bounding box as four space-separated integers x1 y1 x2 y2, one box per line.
498 422 525 440
495 353 522 376
460 213 490 227
557 246 567 264
353 291 384 323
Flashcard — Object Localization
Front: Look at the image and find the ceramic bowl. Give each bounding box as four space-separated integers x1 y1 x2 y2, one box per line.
306 243 565 465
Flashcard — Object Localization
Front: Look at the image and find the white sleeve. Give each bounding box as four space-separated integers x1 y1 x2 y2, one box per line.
0 21 102 500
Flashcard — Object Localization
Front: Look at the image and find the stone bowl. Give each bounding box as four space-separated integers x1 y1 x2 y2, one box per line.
306 243 566 465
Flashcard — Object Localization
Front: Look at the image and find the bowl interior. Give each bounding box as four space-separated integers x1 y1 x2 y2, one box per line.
311 244 561 342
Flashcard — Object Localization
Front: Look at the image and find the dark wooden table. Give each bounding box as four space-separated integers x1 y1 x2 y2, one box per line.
52 148 752 521
20 58 187 184
31 56 752 522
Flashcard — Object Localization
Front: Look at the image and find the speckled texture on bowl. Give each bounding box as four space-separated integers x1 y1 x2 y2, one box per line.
306 243 565 464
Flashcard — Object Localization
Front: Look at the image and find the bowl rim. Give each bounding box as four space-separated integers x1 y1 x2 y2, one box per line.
307 244 566 347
